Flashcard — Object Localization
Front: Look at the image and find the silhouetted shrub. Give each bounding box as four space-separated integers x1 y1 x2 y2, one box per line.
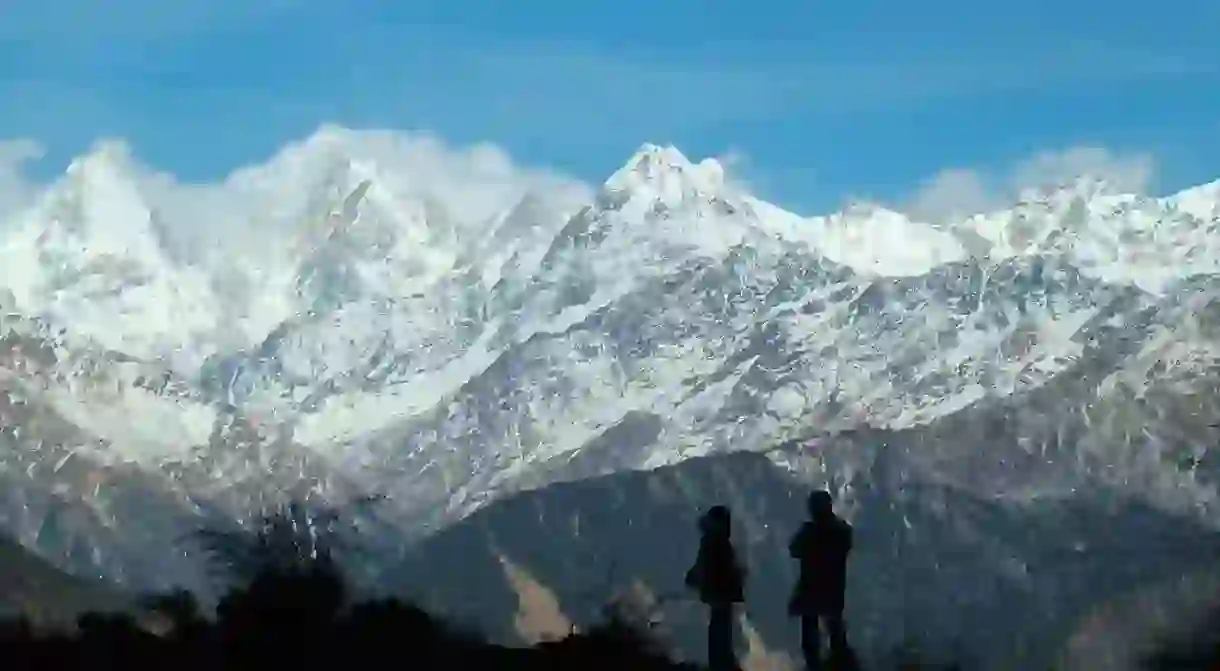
539 609 686 669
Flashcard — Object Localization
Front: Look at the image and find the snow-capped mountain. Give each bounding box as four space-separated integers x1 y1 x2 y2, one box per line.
1 126 1219 601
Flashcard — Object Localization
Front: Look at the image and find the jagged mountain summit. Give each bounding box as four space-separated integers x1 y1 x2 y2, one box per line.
0 126 1219 603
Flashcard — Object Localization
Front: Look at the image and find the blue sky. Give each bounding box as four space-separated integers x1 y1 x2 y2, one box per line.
1 0 1218 212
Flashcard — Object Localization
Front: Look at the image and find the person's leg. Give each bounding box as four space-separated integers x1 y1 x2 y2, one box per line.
825 613 855 668
708 604 736 671
799 614 821 671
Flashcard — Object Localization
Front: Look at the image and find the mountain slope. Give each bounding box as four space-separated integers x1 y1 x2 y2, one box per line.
0 127 1218 643
0 532 133 628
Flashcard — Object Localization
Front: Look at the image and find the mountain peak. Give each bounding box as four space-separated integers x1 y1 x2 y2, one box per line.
604 143 726 197
65 139 138 185
1166 179 1220 220
630 143 694 169
52 140 157 251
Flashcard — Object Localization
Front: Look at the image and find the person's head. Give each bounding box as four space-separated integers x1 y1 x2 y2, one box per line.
700 505 732 536
808 490 834 519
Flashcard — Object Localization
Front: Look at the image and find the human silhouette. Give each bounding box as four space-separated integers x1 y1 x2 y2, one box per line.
684 505 745 671
788 490 856 670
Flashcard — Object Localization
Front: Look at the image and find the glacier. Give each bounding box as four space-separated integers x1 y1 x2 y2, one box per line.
1 124 1219 617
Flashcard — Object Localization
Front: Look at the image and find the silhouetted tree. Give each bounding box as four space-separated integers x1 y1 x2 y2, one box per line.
193 501 351 669
193 501 351 586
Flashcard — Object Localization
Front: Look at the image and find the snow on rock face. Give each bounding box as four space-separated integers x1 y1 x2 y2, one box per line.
948 177 1220 294
0 141 221 369
567 143 759 265
0 126 1219 593
807 203 968 276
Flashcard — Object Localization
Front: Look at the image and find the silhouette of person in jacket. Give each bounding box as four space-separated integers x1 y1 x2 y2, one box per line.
789 490 856 670
685 505 745 671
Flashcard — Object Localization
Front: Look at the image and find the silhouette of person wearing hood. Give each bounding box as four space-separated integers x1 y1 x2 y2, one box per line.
789 490 856 670
685 505 745 671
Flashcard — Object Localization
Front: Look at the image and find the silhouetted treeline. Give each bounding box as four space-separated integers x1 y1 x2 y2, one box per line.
0 565 697 670
0 505 700 671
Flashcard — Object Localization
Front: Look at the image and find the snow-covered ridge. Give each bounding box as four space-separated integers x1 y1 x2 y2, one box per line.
1 131 1214 348
1 126 1219 593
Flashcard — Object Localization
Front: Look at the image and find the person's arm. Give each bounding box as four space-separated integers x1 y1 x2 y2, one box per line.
685 562 702 590
788 526 806 558
685 544 705 588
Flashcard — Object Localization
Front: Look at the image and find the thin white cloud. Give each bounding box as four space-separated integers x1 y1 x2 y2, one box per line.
709 148 756 193
906 146 1158 221
1011 147 1154 194
23 126 593 266
0 139 44 221
0 124 1174 263
906 168 994 222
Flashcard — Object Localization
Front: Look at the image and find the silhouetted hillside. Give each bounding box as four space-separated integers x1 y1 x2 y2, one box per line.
392 445 1220 670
